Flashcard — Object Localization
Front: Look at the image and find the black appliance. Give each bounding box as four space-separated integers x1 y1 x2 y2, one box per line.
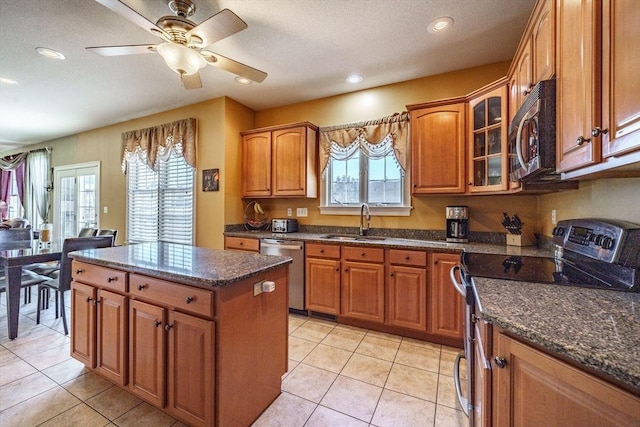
451 218 640 425
271 218 299 233
508 79 557 184
446 206 469 243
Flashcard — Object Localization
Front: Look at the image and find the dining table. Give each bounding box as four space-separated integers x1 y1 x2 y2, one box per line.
1 239 62 339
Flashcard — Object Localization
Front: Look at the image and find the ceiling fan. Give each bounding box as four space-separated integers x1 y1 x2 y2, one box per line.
87 0 267 89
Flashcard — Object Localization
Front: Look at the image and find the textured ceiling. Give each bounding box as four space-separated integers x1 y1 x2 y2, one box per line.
0 0 536 151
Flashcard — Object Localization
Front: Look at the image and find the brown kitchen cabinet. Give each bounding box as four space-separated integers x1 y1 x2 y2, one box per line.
241 122 318 198
70 262 128 386
341 246 385 324
407 98 467 194
508 0 555 123
558 0 640 178
305 243 341 315
467 81 509 193
387 249 428 331
427 252 463 342
492 329 640 426
224 236 260 252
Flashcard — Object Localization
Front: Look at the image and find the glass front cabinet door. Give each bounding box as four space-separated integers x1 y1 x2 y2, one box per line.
468 83 509 193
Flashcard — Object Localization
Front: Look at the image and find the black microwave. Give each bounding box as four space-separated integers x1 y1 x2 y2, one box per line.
508 79 557 182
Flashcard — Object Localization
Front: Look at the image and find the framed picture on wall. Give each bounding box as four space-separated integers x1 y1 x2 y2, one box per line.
203 168 219 192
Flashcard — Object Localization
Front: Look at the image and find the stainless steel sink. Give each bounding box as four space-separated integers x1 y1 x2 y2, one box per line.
321 234 386 241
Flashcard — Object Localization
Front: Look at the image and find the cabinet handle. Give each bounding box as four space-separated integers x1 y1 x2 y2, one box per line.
137 284 147 291
344 267 349 272
107 277 116 283
320 249 325 253
576 136 591 146
390 272 394 277
154 320 161 327
494 356 508 368
185 296 194 304
165 324 174 331
94 300 100 305
75 269 84 274
405 256 411 261
523 82 534 96
239 242 244 246
360 252 366 257
591 127 609 137
334 267 340 271
434 260 438 265
86 297 93 303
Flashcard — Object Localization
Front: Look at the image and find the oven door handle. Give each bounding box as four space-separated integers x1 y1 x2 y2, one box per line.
454 351 470 417
450 265 466 298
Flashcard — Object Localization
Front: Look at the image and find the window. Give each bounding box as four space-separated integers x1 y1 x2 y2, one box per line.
126 149 194 245
319 113 411 215
327 137 404 206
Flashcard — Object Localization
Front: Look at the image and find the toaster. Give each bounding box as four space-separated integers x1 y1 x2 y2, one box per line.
272 219 299 233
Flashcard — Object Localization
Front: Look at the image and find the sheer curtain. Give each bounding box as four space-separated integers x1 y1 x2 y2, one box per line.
25 149 51 228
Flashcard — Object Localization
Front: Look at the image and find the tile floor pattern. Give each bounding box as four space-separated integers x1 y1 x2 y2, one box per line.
0 289 467 426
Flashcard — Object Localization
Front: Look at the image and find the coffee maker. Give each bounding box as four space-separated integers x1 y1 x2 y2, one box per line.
446 206 469 242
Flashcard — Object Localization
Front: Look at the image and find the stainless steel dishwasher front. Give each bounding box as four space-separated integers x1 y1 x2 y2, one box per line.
260 239 305 312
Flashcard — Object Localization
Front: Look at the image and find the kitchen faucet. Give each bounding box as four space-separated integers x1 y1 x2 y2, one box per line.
359 203 371 236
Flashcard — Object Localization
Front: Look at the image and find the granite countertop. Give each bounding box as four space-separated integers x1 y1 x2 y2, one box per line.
224 230 554 257
69 242 292 288
473 278 640 392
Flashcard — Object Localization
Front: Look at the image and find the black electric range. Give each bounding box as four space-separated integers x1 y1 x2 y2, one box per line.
461 218 640 293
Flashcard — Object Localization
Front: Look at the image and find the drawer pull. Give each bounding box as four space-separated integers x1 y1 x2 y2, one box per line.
75 269 85 274
405 256 411 260
154 320 162 327
494 356 508 368
320 249 325 253
137 284 148 291
107 277 117 283
185 296 194 304
361 252 366 257
165 324 174 331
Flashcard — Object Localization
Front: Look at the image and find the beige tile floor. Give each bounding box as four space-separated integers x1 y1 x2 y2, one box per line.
0 289 468 426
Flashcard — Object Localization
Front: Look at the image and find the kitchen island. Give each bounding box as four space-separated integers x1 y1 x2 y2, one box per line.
69 242 292 427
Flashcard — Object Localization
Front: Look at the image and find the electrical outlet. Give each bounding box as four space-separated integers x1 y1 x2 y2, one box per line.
551 209 557 225
287 208 292 217
296 208 308 217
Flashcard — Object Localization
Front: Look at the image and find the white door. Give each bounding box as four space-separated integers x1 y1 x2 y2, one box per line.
53 162 100 240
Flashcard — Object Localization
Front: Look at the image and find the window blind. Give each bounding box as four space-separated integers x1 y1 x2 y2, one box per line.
126 152 194 245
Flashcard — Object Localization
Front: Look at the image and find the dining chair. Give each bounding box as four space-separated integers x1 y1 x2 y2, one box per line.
36 236 115 335
78 228 98 237
97 229 117 240
0 228 42 303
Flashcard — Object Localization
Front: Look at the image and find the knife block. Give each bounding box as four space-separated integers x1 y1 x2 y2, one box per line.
506 232 536 247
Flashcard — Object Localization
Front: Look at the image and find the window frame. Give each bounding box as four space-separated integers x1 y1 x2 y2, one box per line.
320 140 412 217
126 151 195 245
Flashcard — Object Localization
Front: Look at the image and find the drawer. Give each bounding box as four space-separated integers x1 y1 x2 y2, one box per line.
72 261 127 293
306 243 340 259
388 249 427 267
224 236 259 252
129 273 214 318
342 246 384 263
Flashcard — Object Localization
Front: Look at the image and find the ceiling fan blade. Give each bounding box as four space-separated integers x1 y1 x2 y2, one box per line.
205 52 267 83
86 44 156 56
181 72 203 90
187 9 247 48
94 0 169 39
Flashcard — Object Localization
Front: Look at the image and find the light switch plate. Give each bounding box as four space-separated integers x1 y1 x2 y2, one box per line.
253 282 263 296
297 208 307 217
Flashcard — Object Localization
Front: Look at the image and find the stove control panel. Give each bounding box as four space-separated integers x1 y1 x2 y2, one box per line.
553 219 640 267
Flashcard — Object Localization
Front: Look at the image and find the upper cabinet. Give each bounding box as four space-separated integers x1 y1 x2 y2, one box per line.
241 122 318 198
557 0 640 177
408 98 467 194
508 0 555 126
467 81 509 193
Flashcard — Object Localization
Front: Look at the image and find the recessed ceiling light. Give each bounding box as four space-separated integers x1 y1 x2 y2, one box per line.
346 74 363 84
428 16 454 34
235 76 252 85
0 77 18 85
36 47 66 60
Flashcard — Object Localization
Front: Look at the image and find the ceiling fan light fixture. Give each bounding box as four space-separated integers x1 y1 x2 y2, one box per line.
157 42 206 75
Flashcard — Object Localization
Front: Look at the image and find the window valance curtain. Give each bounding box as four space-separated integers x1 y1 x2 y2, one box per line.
0 152 27 207
121 118 197 173
318 112 410 176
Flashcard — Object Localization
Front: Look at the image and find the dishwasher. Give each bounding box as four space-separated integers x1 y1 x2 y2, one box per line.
260 239 305 312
